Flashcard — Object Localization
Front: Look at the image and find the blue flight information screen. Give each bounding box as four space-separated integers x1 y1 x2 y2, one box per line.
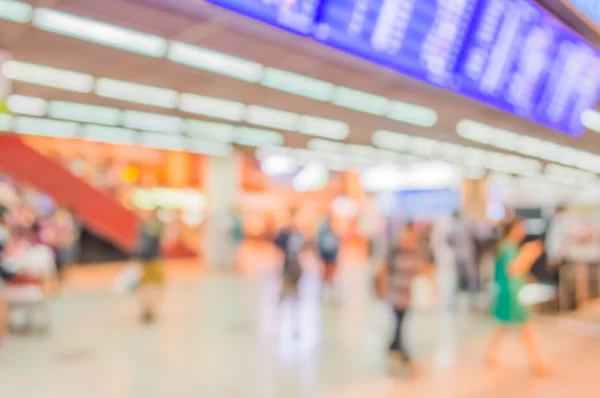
456 0 600 135
314 0 480 86
206 0 322 35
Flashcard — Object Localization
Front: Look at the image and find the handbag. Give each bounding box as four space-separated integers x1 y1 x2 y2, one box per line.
374 265 388 300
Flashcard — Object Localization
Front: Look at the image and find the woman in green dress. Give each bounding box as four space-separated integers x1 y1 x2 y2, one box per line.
486 218 554 375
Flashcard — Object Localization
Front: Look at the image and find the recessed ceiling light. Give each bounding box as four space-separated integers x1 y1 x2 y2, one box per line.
7 95 47 116
123 110 183 134
33 8 167 57
2 61 94 93
261 68 335 101
185 120 235 143
48 101 121 126
167 41 263 82
387 101 438 127
179 93 245 121
235 127 284 147
333 87 390 116
297 115 349 140
15 116 79 138
141 132 183 151
0 0 32 23
83 125 136 145
245 105 299 131
95 78 178 108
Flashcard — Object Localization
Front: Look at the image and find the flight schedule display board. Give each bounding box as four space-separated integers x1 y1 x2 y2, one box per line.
206 0 322 35
456 0 600 135
314 0 480 86
203 0 600 136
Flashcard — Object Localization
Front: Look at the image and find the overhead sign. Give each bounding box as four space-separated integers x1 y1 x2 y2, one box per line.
203 0 600 136
456 0 600 136
206 0 322 35
314 0 479 87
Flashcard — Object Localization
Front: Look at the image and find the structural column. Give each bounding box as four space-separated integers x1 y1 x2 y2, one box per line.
0 50 13 118
461 175 489 218
204 154 241 268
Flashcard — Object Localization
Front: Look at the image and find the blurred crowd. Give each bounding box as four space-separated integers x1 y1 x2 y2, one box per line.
0 175 79 340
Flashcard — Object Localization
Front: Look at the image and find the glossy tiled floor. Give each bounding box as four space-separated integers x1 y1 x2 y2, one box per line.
1 246 599 398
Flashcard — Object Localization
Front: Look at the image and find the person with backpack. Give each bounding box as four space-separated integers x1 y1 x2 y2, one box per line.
317 213 341 304
274 210 305 302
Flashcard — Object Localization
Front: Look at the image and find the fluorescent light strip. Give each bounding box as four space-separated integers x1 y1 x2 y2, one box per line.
95 78 177 108
7 95 47 116
141 132 183 150
15 116 79 138
235 127 284 148
0 114 13 130
245 105 298 131
297 116 349 140
581 109 600 133
185 138 233 157
33 8 167 57
123 110 182 134
0 0 32 23
2 61 94 93
186 119 235 143
333 87 390 116
387 101 439 127
48 101 121 126
179 93 245 121
167 41 263 82
373 129 542 175
457 119 600 173
261 68 335 101
83 125 136 145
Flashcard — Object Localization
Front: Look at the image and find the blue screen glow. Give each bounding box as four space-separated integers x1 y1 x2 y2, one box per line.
314 0 480 86
204 0 600 136
456 0 600 135
206 0 322 35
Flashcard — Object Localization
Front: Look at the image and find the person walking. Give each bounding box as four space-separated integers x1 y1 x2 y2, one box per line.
274 210 305 302
385 222 432 375
317 213 341 304
486 218 555 375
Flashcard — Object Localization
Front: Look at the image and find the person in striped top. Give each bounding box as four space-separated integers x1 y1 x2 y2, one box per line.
386 221 432 373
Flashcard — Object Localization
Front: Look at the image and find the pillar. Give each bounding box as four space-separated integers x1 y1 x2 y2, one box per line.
461 175 489 218
204 154 241 268
0 50 13 118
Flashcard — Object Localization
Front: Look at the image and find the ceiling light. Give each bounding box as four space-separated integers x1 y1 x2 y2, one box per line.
307 138 345 153
7 95 47 116
15 116 79 138
48 101 121 126
33 8 167 57
167 41 263 82
245 105 298 131
235 127 284 147
261 155 298 176
179 93 245 121
387 101 438 127
83 125 136 145
95 78 177 108
141 132 183 150
123 111 182 134
0 114 13 130
372 130 412 151
2 61 94 93
261 68 335 101
0 0 32 23
186 120 235 143
297 115 349 140
581 109 600 133
293 163 329 192
333 87 390 116
184 138 233 157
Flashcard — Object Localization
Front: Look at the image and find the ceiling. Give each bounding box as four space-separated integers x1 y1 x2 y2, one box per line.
2 0 600 163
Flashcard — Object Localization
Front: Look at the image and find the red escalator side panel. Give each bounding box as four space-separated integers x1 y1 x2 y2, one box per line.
0 133 138 252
